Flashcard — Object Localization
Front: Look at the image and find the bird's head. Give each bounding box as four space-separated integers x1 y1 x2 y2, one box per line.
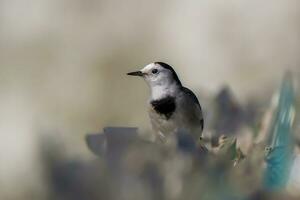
127 62 182 89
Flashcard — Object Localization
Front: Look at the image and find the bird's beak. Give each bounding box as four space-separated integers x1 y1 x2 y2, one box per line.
127 71 144 77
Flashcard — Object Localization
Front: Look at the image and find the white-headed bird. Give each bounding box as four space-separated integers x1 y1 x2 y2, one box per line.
127 62 204 142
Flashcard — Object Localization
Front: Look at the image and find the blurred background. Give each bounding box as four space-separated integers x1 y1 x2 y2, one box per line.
0 0 300 199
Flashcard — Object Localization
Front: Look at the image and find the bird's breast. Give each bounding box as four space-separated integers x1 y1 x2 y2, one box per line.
150 96 176 119
148 105 178 137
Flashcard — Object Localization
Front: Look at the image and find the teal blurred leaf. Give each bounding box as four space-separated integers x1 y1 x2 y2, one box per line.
263 73 296 190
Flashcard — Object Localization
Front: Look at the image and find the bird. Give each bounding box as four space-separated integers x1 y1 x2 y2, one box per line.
127 62 204 142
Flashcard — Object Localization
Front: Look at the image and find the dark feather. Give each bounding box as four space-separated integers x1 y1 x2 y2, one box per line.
155 62 182 86
151 96 176 119
182 87 201 107
182 87 204 130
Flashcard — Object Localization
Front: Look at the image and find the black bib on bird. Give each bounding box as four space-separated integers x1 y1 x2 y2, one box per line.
151 96 176 119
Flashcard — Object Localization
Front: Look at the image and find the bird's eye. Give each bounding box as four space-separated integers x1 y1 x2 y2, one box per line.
152 69 158 74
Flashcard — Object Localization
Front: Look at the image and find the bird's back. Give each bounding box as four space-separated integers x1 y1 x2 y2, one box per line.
177 87 204 136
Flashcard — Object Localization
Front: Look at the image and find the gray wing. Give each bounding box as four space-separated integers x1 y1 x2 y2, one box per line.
182 87 201 107
181 87 204 130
